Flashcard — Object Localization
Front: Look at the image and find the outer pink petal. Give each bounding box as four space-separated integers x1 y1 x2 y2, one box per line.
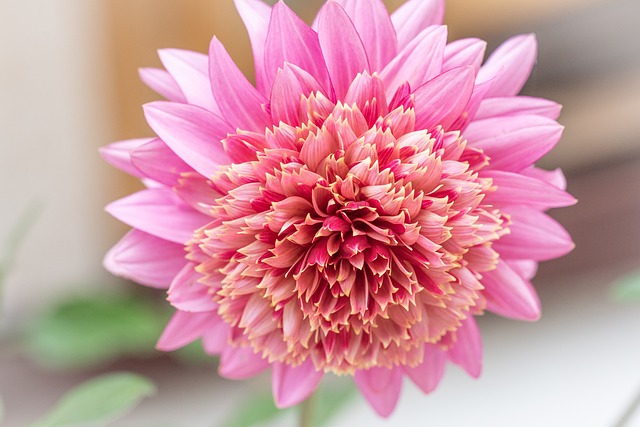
447 316 482 378
334 0 397 70
209 37 271 132
218 345 270 380
381 26 447 99
157 310 216 351
482 259 541 321
201 318 231 355
449 77 494 132
138 68 186 103
475 96 562 121
270 63 324 126
442 38 487 74
167 263 218 312
130 138 192 186
174 174 219 215
465 115 564 172
143 101 231 178
99 138 151 178
105 188 211 244
104 229 186 289
477 34 537 98
158 49 220 115
507 259 538 281
522 166 567 190
391 0 445 50
272 360 324 408
494 206 575 261
412 66 475 131
483 170 576 209
234 0 273 96
354 367 403 417
404 343 446 394
318 1 370 100
265 2 332 95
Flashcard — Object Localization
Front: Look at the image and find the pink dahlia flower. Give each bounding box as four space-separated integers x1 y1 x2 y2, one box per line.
102 0 575 416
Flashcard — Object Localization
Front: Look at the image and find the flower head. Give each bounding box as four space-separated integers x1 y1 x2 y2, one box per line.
102 0 575 416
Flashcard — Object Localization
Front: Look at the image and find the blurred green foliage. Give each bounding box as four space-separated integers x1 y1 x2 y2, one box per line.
613 270 640 301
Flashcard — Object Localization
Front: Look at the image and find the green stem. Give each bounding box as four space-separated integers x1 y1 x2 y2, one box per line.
299 391 317 427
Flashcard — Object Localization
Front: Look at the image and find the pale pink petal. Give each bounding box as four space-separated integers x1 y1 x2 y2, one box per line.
130 138 192 186
507 259 538 281
167 263 218 312
143 101 231 178
475 96 562 120
522 166 567 190
482 260 540 321
104 229 186 289
355 366 403 417
138 67 186 102
99 138 151 178
493 206 575 261
391 0 445 50
477 34 537 97
404 343 446 394
272 360 324 408
158 49 220 114
465 115 564 172
483 170 576 209
443 38 487 74
270 63 324 125
174 174 219 215
265 2 332 95
201 318 230 355
234 0 273 96
334 0 397 70
449 77 494 132
447 316 482 378
105 188 211 244
412 66 475 131
157 310 216 351
317 1 370 100
381 26 447 99
219 345 270 380
209 37 271 132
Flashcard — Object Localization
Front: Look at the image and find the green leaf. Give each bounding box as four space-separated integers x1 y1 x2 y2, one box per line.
30 372 155 427
613 270 640 301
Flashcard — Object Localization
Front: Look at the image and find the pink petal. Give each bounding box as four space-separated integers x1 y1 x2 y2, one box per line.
464 115 564 172
270 63 324 126
483 170 576 209
209 37 271 132
99 138 151 178
158 49 220 114
477 34 537 98
218 345 270 380
522 166 567 190
138 67 186 102
449 77 494 132
482 259 540 321
447 316 482 378
272 360 324 408
493 206 575 261
412 66 475 131
104 229 186 289
234 0 273 96
391 0 445 50
174 173 219 215
317 1 369 100
442 38 487 74
201 318 231 355
130 138 192 186
167 263 218 312
265 2 332 96
157 310 216 351
381 26 447 99
105 188 211 244
507 259 538 281
475 96 562 121
354 367 403 417
334 0 397 70
404 343 446 394
143 101 231 178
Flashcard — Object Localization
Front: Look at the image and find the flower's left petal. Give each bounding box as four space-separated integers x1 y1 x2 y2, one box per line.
99 138 151 178
104 229 186 289
167 263 218 312
272 360 323 408
412 66 475 131
270 63 324 126
157 310 216 351
391 0 445 50
354 367 402 417
442 38 487 74
138 67 186 102
143 101 231 178
334 0 397 70
482 260 540 321
130 138 193 186
447 316 482 378
483 170 576 209
318 1 370 99
234 0 273 96
105 188 211 244
219 345 270 380
404 343 446 394
477 34 537 98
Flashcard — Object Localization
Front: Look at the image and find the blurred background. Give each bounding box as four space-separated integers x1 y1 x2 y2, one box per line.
1 0 639 426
